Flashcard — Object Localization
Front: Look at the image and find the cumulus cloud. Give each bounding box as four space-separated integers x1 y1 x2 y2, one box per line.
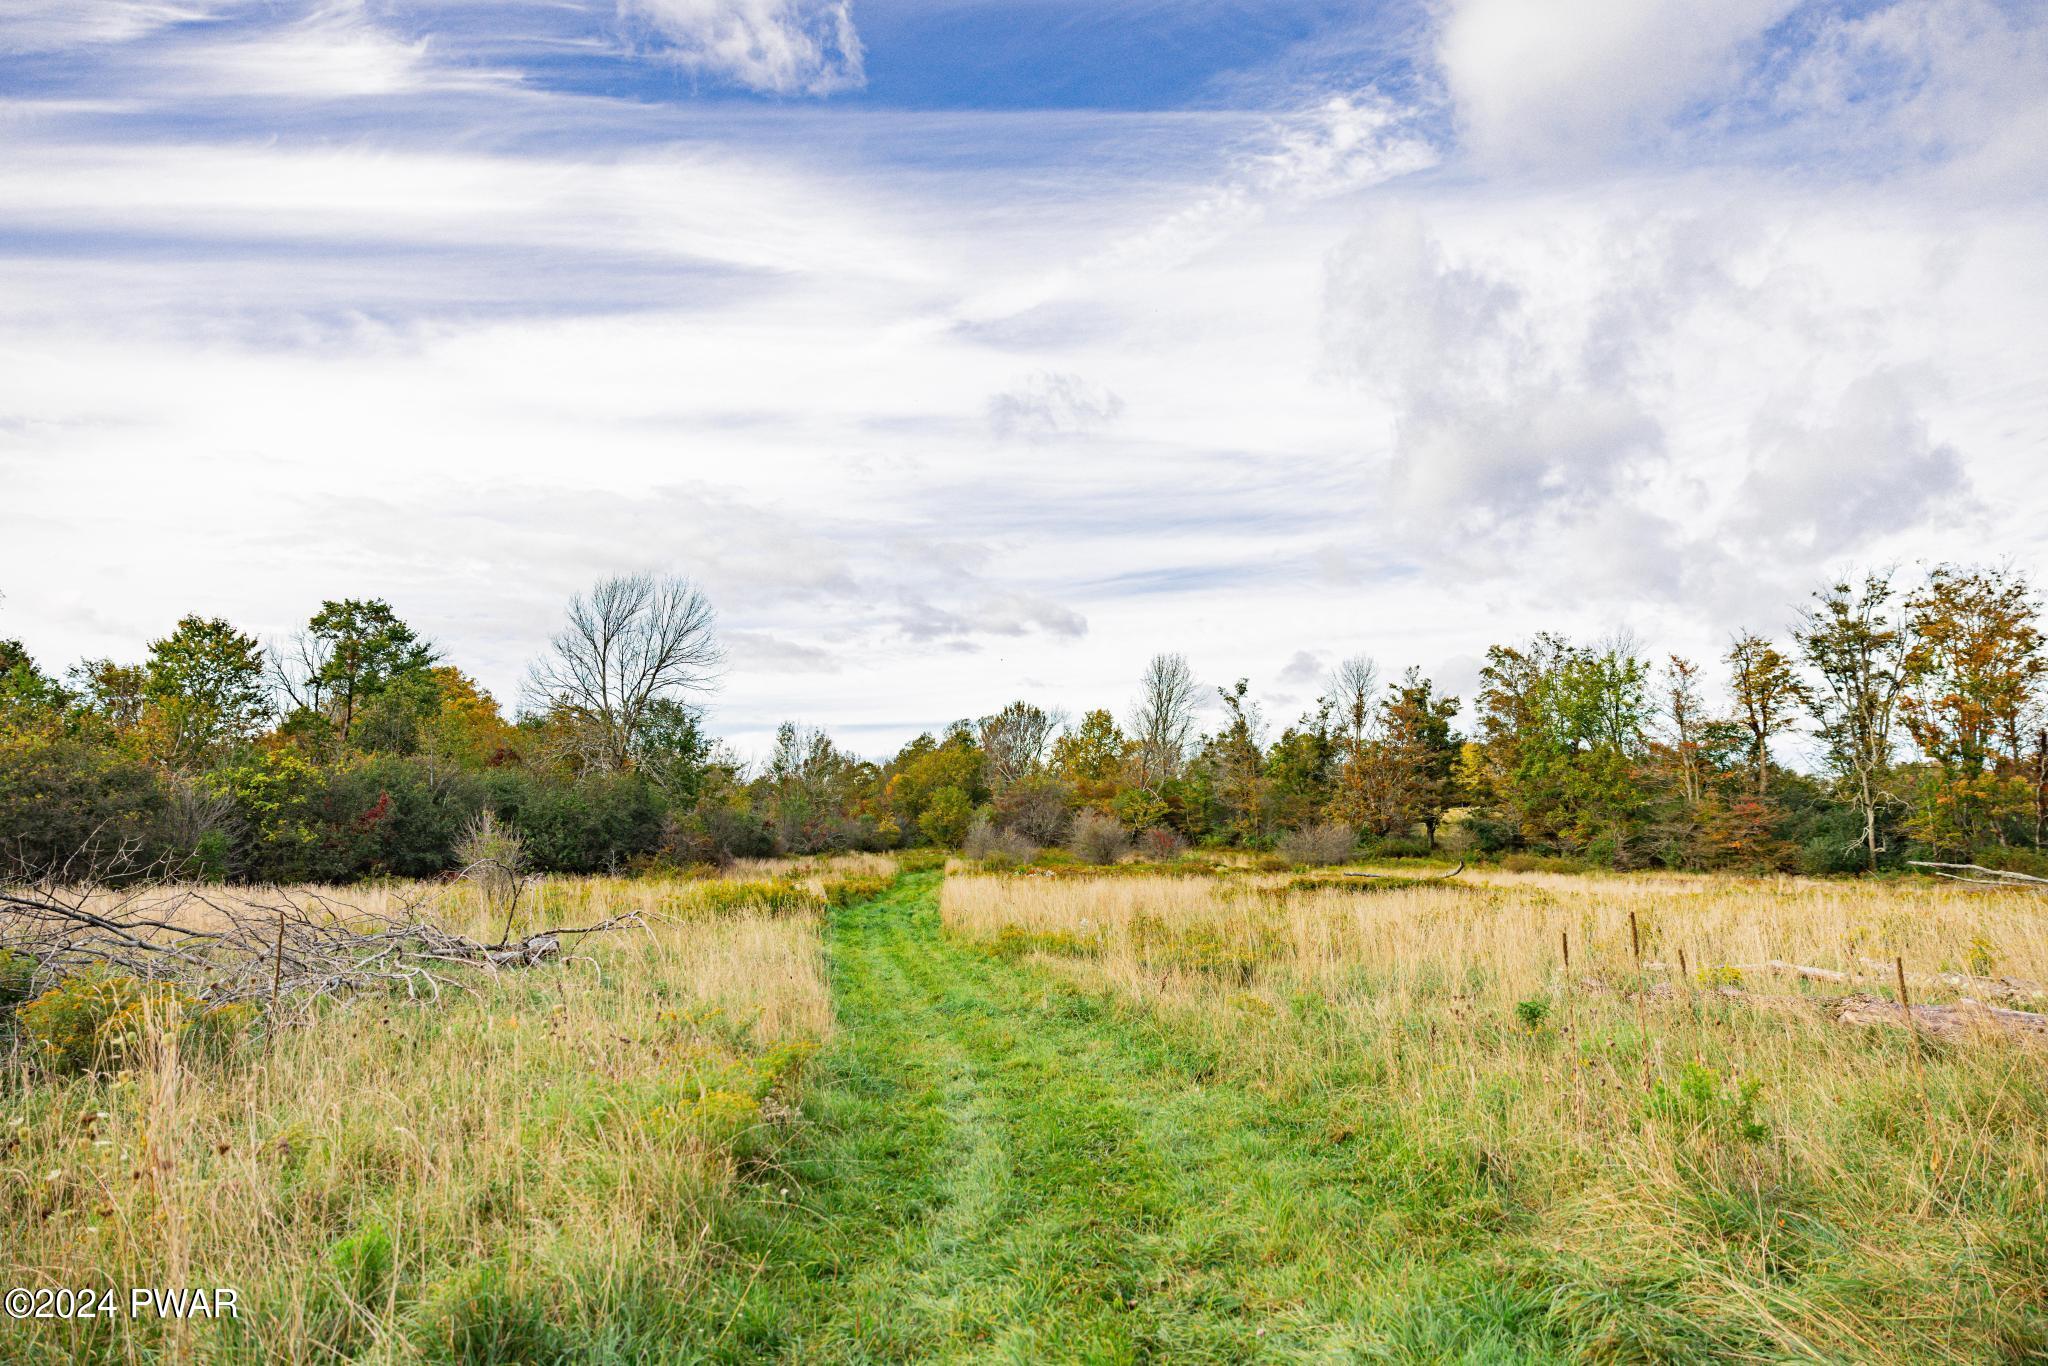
1277 650 1324 686
1436 0 1798 164
986 372 1124 443
1736 370 1971 555
620 0 864 96
1323 212 1662 527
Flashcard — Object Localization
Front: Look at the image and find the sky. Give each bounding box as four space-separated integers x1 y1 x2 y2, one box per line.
2 0 2045 760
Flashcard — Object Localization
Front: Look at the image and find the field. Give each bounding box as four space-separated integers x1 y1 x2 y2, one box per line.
4 860 2047 1361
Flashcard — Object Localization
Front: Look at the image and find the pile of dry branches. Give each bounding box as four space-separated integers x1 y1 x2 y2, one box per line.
0 858 640 1014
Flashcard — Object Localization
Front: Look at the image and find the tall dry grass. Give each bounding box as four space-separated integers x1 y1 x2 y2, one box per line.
0 874 834 1362
941 869 2048 1361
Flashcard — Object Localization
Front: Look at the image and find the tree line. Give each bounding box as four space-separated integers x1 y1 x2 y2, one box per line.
1 563 2043 882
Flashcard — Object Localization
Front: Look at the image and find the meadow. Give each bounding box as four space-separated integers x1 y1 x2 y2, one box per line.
3 857 2045 1361
0 861 869 1363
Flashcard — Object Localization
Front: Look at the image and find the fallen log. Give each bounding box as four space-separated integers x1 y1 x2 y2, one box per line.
1832 993 2048 1040
1641 956 2047 1004
1910 861 2048 890
1573 973 2048 1045
1341 861 1464 882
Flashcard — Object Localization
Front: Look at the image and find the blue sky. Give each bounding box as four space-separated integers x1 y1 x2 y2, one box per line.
2 0 2045 757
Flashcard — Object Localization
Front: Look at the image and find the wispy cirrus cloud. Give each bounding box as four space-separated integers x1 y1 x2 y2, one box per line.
0 0 2044 758
0 0 223 54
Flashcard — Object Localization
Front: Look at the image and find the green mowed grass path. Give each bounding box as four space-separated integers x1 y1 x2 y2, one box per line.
691 873 1590 1363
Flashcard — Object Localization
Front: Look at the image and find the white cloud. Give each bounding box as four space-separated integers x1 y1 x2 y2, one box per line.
151 2 513 100
1323 211 1662 525
987 372 1124 443
1436 0 1798 164
0 0 220 54
1771 0 2048 186
1737 370 1971 555
1277 650 1324 686
619 0 864 96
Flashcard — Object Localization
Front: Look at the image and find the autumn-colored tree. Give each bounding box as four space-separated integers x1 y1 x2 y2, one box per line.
1379 668 1461 847
67 659 148 748
1050 709 1129 810
1900 564 2047 852
416 666 520 768
1657 655 1711 808
885 724 986 842
1324 656 1382 827
1726 632 1801 799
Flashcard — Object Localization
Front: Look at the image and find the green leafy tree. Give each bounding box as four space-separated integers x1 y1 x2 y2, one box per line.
1204 679 1267 843
144 615 270 770
1795 572 1908 872
279 598 438 751
917 785 974 847
0 640 70 736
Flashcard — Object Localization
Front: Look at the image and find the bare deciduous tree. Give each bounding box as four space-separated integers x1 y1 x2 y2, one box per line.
1327 655 1380 750
1128 652 1199 786
526 573 723 773
977 700 1064 793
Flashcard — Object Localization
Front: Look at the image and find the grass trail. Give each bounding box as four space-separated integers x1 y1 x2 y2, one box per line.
693 872 1564 1363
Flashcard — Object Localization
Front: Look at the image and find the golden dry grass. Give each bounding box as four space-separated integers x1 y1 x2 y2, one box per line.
1 873 835 1362
940 868 2048 1362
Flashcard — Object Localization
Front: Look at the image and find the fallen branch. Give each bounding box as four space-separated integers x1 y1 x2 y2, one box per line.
1341 861 1465 882
1832 993 2048 1041
1910 861 2048 890
1 877 642 1016
1641 957 2045 1004
1577 971 2048 1045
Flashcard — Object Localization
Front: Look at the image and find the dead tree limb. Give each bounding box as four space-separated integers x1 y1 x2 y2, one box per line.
0 875 643 1016
1910 861 2048 890
1341 861 1465 882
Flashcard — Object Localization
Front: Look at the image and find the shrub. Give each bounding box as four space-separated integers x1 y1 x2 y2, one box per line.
17 969 198 1074
1134 826 1187 861
693 879 823 917
0 948 36 1013
1646 1061 1769 1142
896 848 947 874
993 776 1073 846
1067 812 1130 866
823 874 892 908
963 815 1038 866
1278 822 1357 867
